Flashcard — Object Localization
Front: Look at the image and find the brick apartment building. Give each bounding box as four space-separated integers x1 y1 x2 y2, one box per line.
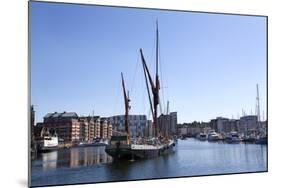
42 112 113 143
43 112 80 143
79 116 112 141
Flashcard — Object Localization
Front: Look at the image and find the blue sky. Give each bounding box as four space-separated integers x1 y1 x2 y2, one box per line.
30 2 267 123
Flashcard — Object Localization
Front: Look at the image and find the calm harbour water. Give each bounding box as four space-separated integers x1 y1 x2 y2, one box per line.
31 139 267 187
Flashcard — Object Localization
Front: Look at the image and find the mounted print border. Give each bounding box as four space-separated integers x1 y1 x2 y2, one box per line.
28 1 268 187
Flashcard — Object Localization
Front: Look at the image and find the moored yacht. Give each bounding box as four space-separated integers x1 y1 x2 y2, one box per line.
242 134 256 143
37 130 58 152
225 131 242 143
255 134 267 144
196 133 207 141
207 130 220 141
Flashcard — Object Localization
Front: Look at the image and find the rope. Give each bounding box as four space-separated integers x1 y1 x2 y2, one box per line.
112 76 122 116
129 54 139 96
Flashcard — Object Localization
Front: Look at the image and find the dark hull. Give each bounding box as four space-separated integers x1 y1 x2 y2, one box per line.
243 138 256 143
255 137 268 144
105 145 132 160
105 142 176 160
37 146 58 153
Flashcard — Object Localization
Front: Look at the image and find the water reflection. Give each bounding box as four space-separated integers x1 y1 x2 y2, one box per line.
42 151 57 170
32 139 267 187
39 146 112 170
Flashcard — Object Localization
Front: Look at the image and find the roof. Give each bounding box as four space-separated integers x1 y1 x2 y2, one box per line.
44 112 78 119
44 113 54 119
61 112 78 118
100 117 108 123
240 115 258 120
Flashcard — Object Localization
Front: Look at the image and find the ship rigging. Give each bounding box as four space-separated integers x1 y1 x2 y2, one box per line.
105 21 176 160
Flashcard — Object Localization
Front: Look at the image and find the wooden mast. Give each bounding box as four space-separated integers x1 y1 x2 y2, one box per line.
139 22 160 137
140 49 154 116
121 72 130 135
155 21 160 137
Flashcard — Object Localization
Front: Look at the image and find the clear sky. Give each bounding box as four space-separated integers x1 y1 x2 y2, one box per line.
30 2 267 124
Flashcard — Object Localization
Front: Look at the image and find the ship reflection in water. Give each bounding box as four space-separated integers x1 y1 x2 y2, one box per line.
31 139 267 187
42 151 57 170
39 146 112 171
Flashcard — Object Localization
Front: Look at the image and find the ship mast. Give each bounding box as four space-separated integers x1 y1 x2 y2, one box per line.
256 83 261 129
141 50 154 118
140 22 160 137
155 21 160 137
256 84 261 122
121 72 130 135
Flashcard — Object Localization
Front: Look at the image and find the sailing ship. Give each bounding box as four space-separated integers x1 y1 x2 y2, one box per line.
105 22 176 160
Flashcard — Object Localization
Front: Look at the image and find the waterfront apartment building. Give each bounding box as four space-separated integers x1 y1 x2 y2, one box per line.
209 115 258 134
238 115 259 133
144 120 153 137
43 112 80 142
79 116 112 141
79 116 102 141
210 117 239 134
226 119 239 132
210 115 259 134
100 118 113 139
170 112 178 135
107 122 113 138
178 115 261 137
158 112 178 137
177 121 211 137
108 115 147 137
91 117 101 139
210 117 229 133
79 117 89 142
43 112 113 143
177 123 190 136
